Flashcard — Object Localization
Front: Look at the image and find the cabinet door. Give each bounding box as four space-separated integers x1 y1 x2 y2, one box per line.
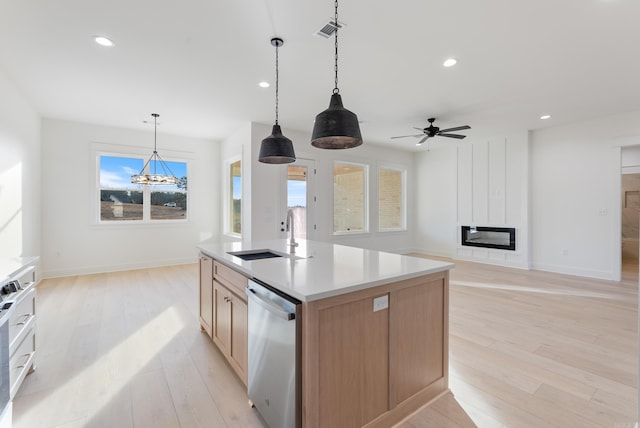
228 294 248 385
212 280 230 353
199 256 214 337
390 278 445 404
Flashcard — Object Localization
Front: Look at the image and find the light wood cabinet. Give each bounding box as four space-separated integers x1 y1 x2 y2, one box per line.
210 261 248 385
198 255 213 337
302 270 448 428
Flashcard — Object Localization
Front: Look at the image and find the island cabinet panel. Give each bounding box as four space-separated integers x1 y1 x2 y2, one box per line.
389 277 446 405
302 270 449 428
210 259 249 386
198 254 214 337
317 297 389 427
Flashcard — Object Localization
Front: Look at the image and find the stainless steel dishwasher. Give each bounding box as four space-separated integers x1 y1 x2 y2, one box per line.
246 279 301 428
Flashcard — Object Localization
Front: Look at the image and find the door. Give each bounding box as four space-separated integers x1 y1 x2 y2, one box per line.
199 256 213 337
228 295 248 384
212 281 230 353
280 158 316 240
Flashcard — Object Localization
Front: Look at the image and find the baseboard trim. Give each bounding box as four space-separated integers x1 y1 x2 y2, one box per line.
41 257 198 279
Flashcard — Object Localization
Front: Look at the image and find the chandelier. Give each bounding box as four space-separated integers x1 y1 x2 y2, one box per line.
131 113 179 185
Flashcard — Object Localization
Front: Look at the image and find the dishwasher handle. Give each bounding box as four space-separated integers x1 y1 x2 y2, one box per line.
246 287 295 321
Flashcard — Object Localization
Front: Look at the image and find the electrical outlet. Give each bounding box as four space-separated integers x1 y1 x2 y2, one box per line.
373 294 389 312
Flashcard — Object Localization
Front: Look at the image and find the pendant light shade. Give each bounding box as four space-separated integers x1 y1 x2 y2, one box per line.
311 93 362 149
131 113 179 185
311 0 362 150
259 37 296 164
259 124 296 163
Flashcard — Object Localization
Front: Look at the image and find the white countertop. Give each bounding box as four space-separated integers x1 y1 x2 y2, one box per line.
197 239 453 302
0 256 39 285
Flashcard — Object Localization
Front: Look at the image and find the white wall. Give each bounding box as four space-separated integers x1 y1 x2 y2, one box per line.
413 132 529 268
222 122 415 252
41 118 219 277
530 111 640 280
0 71 41 259
413 144 458 257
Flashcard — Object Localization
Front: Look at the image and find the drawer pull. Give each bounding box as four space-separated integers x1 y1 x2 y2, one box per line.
16 314 31 325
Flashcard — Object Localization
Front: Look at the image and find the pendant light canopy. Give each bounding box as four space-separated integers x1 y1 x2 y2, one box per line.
311 0 362 149
259 38 296 164
131 113 179 185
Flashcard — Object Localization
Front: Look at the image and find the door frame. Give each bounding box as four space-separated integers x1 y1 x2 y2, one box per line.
280 157 317 241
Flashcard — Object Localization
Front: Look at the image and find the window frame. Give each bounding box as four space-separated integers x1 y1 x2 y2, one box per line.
332 160 369 235
377 163 407 232
96 150 190 225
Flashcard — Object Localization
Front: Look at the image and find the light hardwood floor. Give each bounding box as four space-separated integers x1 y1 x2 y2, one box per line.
12 258 638 428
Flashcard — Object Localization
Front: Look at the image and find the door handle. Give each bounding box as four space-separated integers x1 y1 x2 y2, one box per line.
246 287 295 321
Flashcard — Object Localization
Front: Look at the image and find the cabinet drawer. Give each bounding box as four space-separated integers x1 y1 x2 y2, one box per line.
10 327 35 399
9 288 35 349
213 261 248 297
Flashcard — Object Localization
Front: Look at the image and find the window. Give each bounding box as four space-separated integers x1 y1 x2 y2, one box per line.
378 166 406 231
99 155 187 222
229 160 242 234
287 165 308 239
333 162 368 233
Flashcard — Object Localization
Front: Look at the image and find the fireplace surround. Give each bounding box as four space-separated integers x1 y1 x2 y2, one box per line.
461 226 516 251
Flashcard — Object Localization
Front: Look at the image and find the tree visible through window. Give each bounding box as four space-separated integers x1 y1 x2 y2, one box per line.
99 155 188 222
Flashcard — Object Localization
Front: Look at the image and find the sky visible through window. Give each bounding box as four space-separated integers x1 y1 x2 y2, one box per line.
100 156 187 192
288 180 306 207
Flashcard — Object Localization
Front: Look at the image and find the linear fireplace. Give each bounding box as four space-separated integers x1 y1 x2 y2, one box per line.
461 226 516 251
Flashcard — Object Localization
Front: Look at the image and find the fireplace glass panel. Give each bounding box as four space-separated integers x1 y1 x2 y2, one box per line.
461 226 516 251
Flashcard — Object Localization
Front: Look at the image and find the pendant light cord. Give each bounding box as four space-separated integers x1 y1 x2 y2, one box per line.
275 42 279 125
152 113 159 175
333 0 339 94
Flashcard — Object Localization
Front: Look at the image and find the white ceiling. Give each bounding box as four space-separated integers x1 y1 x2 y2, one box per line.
1 0 639 151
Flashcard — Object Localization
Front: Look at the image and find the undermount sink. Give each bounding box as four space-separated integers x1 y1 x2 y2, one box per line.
227 250 283 261
227 249 306 261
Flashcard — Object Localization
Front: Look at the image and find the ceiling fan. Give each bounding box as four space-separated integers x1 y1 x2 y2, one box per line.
391 118 471 145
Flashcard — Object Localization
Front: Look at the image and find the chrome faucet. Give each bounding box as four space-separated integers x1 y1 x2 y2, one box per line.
286 208 298 252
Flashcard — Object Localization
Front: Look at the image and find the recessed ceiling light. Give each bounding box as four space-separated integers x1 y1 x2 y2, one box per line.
443 58 457 67
540 114 551 120
94 36 114 47
259 81 270 88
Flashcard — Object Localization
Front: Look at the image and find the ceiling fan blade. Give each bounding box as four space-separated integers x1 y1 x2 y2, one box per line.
438 125 471 133
391 134 424 139
416 135 430 145
438 133 467 139
412 127 425 131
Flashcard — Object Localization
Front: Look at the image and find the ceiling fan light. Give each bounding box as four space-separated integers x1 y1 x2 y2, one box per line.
259 124 296 164
311 93 362 149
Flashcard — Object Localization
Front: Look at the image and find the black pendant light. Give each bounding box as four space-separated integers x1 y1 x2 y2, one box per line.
311 0 362 149
259 38 296 164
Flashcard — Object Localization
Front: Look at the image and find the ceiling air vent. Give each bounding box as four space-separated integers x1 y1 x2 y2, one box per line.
315 19 345 38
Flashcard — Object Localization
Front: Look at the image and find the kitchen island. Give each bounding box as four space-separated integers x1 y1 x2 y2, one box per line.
198 239 453 428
